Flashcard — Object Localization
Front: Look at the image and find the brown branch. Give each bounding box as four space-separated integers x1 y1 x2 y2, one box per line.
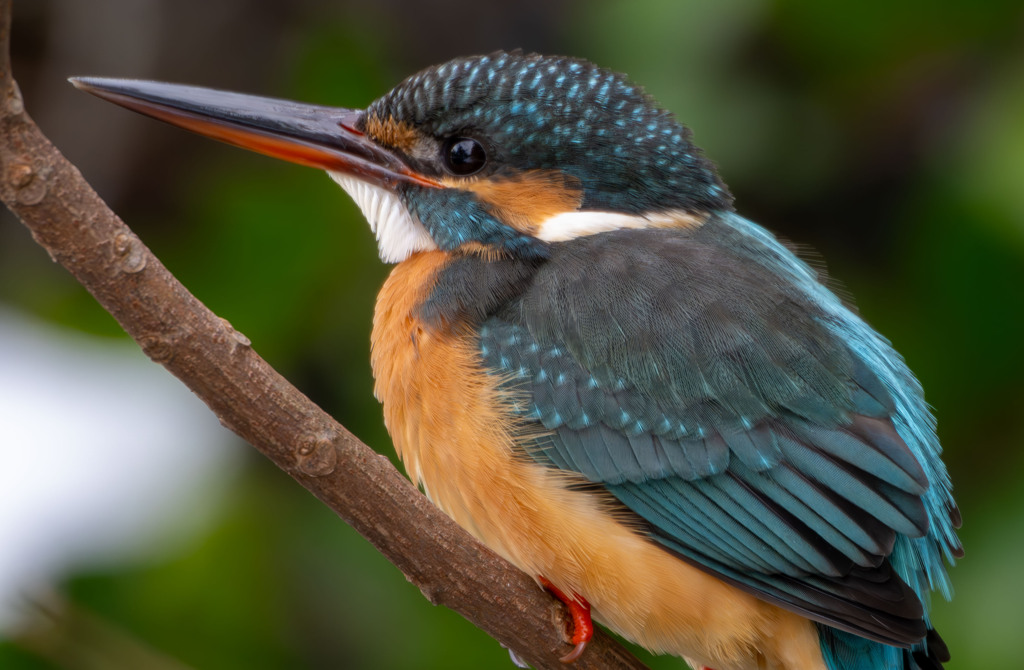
0 3 648 669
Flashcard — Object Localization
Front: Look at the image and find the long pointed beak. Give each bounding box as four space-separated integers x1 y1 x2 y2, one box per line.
70 77 439 189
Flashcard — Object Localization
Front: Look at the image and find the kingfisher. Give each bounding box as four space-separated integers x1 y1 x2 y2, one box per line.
73 51 962 670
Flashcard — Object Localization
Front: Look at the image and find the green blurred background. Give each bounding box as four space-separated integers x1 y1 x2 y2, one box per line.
1 0 1022 668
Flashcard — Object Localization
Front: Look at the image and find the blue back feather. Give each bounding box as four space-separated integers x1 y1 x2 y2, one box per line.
465 212 960 667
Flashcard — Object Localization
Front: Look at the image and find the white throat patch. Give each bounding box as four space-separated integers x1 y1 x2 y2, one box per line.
327 171 437 263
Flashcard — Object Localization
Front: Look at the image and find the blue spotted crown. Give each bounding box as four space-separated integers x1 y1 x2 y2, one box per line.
367 51 732 214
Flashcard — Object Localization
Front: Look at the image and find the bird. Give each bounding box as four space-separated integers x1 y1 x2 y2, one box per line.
72 51 962 670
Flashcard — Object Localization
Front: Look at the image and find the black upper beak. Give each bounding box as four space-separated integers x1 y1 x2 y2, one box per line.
70 77 438 190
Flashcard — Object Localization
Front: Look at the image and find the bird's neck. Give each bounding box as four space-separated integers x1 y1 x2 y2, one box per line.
370 246 542 388
413 249 544 331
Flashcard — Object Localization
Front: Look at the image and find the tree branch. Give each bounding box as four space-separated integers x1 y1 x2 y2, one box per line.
0 3 648 669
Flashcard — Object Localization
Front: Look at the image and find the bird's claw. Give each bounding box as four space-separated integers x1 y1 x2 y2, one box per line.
559 640 588 664
538 576 594 664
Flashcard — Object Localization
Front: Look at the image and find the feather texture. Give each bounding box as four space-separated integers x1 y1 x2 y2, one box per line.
466 212 961 665
328 171 436 262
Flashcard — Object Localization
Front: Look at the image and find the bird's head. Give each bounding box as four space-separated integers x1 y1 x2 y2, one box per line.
73 51 732 263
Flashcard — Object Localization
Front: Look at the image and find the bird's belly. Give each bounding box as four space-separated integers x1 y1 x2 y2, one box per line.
370 252 827 670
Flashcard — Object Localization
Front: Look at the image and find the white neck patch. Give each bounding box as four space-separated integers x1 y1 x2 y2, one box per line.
535 209 704 242
327 171 437 263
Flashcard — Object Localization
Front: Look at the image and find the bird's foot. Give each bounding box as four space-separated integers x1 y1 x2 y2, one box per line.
538 576 593 664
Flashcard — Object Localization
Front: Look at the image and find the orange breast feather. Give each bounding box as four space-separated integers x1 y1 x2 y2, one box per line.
370 250 827 670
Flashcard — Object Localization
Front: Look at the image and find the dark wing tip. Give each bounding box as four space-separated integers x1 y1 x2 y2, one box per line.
912 630 951 670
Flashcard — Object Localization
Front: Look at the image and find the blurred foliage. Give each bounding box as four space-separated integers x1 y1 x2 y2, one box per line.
1 0 1023 668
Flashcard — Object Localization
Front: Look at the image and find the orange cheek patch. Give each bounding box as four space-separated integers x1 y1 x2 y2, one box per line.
364 114 421 152
458 169 583 235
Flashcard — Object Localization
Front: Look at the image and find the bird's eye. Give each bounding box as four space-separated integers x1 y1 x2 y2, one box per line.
443 137 486 176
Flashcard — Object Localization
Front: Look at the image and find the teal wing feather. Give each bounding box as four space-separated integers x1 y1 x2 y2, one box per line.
477 214 961 655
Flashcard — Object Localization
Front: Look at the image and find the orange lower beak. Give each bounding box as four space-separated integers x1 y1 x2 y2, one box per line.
70 77 438 190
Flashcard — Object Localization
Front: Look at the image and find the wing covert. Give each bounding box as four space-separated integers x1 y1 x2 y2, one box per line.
476 223 952 645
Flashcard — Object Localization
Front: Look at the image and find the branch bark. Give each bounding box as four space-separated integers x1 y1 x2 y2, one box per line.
0 3 649 669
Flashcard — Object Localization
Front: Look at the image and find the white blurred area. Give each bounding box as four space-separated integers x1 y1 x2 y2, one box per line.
0 307 242 631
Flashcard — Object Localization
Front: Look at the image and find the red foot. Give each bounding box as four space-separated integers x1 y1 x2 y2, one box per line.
538 576 593 664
